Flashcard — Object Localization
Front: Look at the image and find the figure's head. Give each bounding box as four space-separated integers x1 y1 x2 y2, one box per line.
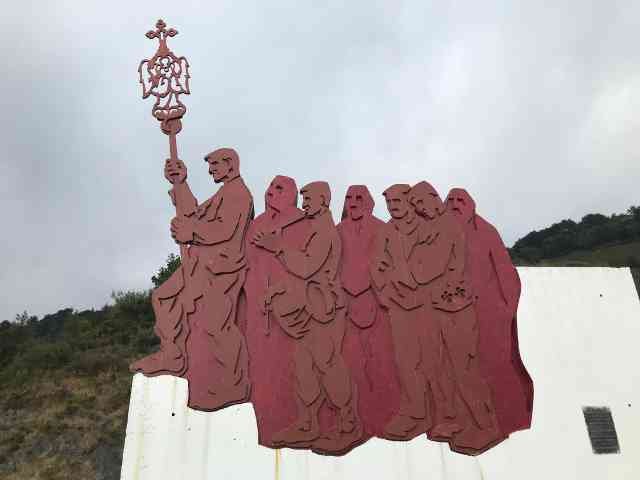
265 175 298 211
409 181 444 220
342 185 374 221
383 184 412 220
446 188 476 224
204 147 240 183
300 181 331 218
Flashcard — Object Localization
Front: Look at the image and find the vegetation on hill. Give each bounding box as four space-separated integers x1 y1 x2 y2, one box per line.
510 206 640 265
0 291 157 479
1 206 639 478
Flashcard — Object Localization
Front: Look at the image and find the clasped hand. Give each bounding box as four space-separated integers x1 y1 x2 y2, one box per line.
164 159 187 184
252 230 280 253
170 216 194 243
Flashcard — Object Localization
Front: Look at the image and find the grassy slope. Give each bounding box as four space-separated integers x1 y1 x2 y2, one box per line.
0 294 156 480
533 240 640 267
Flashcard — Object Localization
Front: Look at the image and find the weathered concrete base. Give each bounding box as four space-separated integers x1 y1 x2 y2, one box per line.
121 268 640 480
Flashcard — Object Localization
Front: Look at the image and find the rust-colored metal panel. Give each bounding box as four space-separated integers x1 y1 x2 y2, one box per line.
130 20 533 457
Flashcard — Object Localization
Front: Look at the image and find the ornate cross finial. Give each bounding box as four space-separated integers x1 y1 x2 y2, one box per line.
145 19 178 54
138 19 191 142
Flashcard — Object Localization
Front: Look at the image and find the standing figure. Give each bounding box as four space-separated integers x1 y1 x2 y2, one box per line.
131 148 253 412
369 184 435 441
409 181 502 454
446 188 533 437
244 175 308 448
252 181 363 455
337 186 401 437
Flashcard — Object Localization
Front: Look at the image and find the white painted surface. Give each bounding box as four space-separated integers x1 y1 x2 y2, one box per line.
121 267 640 480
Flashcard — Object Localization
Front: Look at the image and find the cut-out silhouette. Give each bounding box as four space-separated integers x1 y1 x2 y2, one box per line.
130 159 533 456
369 184 435 441
337 186 401 438
409 181 502 454
131 148 252 412
133 19 532 458
244 175 308 448
446 188 533 438
252 181 363 455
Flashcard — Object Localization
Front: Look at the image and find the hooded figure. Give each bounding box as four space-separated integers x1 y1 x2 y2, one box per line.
446 188 533 437
252 181 363 456
337 185 401 438
244 175 308 448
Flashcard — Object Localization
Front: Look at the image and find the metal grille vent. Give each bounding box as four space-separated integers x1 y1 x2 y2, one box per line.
582 406 620 454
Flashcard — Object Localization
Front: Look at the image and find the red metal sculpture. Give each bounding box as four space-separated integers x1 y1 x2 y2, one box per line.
132 21 251 412
408 181 502 454
252 182 363 455
131 20 533 457
446 188 533 438
337 186 401 439
244 175 307 448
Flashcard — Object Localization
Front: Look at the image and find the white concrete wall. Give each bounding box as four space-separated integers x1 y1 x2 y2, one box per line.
120 267 640 480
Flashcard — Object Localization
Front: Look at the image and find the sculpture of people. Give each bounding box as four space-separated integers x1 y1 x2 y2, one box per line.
244 175 308 447
446 188 533 438
410 181 502 453
130 153 534 457
369 184 433 440
252 181 363 455
131 148 253 412
337 185 401 437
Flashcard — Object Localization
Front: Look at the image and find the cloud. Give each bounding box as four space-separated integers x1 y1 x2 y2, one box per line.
1 1 639 319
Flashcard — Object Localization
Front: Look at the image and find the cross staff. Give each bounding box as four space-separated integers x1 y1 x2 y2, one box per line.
138 19 191 257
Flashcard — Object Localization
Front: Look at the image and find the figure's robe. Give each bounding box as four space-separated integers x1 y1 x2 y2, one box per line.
131 177 254 412
462 214 533 436
244 206 309 447
337 216 401 438
181 177 254 411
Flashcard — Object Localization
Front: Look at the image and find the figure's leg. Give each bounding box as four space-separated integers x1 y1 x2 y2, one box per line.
384 307 427 439
310 311 364 454
445 310 494 428
423 309 462 440
189 272 251 410
272 341 323 445
130 268 187 376
444 308 503 453
313 311 358 432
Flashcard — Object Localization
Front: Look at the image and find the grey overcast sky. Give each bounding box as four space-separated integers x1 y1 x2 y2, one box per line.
1 1 639 321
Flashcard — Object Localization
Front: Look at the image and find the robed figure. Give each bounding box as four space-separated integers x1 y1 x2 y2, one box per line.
446 188 533 438
337 185 401 438
131 148 253 412
409 182 502 454
252 181 363 455
244 175 308 448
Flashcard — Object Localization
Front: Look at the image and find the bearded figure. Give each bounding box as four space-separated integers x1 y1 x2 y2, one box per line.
446 188 533 437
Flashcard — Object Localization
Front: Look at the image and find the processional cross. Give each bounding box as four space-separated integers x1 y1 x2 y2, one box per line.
138 19 191 256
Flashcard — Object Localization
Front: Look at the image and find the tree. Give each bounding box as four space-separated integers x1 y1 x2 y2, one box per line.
627 206 640 221
580 213 608 227
151 253 181 288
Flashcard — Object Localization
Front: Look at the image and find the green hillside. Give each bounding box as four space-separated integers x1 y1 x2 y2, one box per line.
1 207 639 479
533 240 640 267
